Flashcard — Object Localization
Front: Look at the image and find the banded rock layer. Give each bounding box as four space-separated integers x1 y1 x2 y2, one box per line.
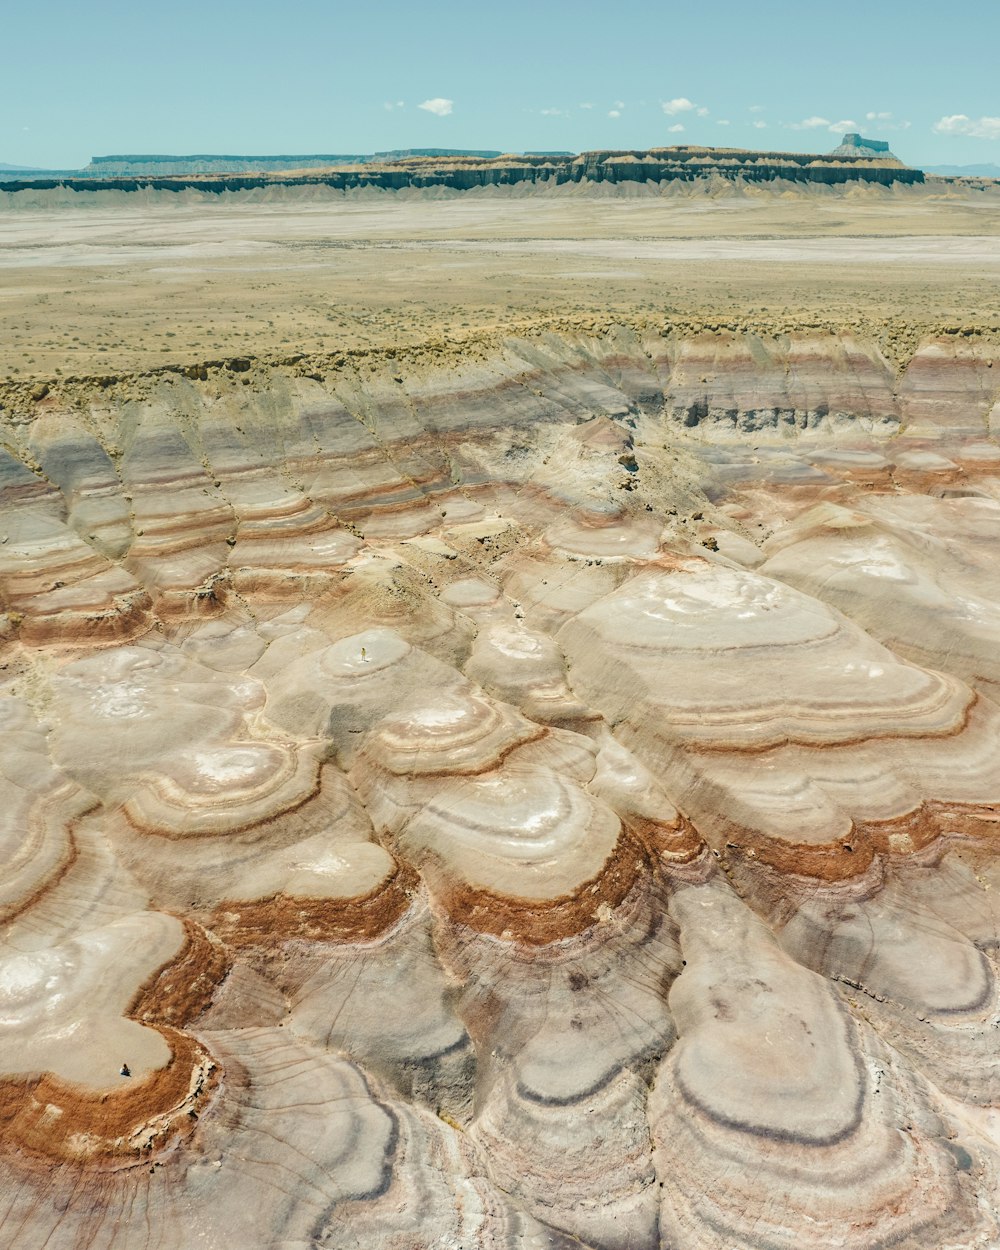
2 325 1000 1249
1 143 924 196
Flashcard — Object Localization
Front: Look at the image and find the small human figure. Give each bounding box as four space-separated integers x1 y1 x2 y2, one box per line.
360 646 369 663
120 1063 131 1077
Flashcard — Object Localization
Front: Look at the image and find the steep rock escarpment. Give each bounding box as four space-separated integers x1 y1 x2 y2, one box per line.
0 144 924 195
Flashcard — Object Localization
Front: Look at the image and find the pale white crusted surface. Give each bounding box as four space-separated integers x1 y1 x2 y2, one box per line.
2 321 1000 1249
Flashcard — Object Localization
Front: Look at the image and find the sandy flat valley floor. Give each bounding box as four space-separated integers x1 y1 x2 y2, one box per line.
3 182 1000 378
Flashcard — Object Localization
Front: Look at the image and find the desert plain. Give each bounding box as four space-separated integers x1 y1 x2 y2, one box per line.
3 176 1000 1248
4 181 1000 377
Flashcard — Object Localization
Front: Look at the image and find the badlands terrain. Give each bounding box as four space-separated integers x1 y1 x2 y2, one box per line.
3 178 1000 1249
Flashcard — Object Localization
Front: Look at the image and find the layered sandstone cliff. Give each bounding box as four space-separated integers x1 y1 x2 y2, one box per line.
1 323 1000 1248
0 144 924 196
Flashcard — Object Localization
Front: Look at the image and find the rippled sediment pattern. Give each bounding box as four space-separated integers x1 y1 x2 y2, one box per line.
3 325 1000 1248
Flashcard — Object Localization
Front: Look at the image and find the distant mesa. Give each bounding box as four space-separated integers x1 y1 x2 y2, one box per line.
828 132 895 159
0 150 506 180
0 165 86 181
1 141 925 193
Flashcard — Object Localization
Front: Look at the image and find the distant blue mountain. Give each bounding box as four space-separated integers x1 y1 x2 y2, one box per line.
0 166 85 181
924 163 1000 178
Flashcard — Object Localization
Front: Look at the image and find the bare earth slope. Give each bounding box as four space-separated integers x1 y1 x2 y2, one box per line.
2 184 1000 1250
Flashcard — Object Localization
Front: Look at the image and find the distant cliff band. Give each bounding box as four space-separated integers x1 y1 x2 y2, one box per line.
1 140 923 193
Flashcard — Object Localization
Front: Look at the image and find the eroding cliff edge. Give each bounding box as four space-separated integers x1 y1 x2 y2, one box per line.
2 322 1000 1249
0 144 925 196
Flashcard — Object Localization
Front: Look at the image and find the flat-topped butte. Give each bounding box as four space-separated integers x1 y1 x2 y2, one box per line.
0 142 923 194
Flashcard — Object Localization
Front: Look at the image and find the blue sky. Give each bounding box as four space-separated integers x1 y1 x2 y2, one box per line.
4 0 999 168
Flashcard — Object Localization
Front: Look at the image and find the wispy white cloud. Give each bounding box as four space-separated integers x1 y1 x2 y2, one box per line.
614 100 625 110
608 109 622 119
752 120 767 129
540 107 568 118
418 98 453 117
579 102 594 110
748 104 765 114
662 97 695 116
717 119 731 126
862 110 910 131
696 106 709 117
787 116 861 135
667 123 684 133
383 100 405 111
934 114 1000 139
